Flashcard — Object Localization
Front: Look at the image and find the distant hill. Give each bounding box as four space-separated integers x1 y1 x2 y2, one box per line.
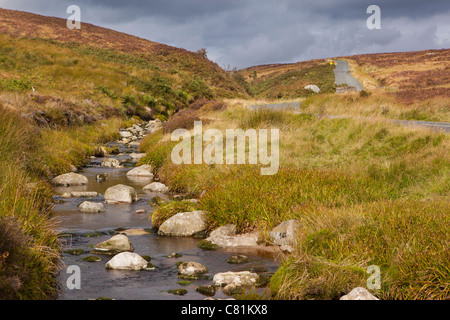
0 8 249 125
238 49 450 102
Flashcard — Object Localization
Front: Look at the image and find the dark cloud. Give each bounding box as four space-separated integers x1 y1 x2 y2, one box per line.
1 0 449 68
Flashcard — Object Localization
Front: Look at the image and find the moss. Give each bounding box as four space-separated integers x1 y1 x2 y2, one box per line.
82 256 101 262
195 285 216 297
168 288 188 296
177 281 192 286
197 240 218 251
82 231 104 238
227 255 251 264
64 249 85 256
177 274 211 281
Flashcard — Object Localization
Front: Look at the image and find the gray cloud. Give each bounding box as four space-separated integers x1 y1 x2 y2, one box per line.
1 1 449 68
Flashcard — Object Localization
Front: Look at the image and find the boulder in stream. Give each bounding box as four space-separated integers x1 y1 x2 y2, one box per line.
79 201 106 213
126 164 154 177
101 158 123 168
177 262 208 276
158 211 208 237
93 234 134 255
104 184 139 204
51 172 88 186
105 252 150 271
213 271 259 287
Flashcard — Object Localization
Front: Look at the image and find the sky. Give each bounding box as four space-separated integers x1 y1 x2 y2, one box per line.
1 0 449 69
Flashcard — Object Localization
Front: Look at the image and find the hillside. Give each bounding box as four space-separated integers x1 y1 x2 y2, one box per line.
0 8 249 125
239 59 336 99
343 49 450 103
239 49 449 102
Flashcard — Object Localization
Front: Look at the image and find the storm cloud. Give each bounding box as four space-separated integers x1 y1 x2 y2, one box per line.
1 0 449 68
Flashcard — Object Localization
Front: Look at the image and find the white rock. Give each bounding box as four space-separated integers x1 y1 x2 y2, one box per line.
95 234 134 253
340 287 379 300
119 130 133 138
126 164 153 177
79 201 106 213
178 262 208 276
105 252 149 271
158 211 208 237
101 158 123 168
51 173 88 186
304 84 320 93
104 184 139 204
269 220 300 247
143 182 169 193
206 224 259 248
213 271 259 287
129 153 146 161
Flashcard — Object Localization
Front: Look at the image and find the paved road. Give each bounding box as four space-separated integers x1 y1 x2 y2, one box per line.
250 101 301 111
249 60 449 133
334 59 364 91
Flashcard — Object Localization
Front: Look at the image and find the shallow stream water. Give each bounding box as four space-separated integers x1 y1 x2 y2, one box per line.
52 140 279 300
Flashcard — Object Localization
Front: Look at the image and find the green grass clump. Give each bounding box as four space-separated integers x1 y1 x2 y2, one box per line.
151 200 201 228
0 105 61 300
201 166 388 233
271 199 449 300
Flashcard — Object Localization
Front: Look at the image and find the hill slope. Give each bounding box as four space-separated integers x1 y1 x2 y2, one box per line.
0 8 248 124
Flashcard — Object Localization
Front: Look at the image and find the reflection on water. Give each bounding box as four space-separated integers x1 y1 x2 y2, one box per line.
53 142 279 300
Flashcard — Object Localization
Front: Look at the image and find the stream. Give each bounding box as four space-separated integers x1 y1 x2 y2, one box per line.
51 135 279 300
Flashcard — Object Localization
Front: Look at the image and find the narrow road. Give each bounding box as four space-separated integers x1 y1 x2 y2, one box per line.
249 60 449 133
334 59 364 91
249 103 450 133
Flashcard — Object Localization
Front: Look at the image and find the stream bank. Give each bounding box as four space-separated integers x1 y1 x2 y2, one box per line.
51 121 280 300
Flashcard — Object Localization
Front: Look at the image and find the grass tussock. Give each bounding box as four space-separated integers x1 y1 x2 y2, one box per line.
271 199 449 300
0 105 61 299
151 200 201 229
141 101 449 300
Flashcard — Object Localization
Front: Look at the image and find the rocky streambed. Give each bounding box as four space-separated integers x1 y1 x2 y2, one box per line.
51 120 282 300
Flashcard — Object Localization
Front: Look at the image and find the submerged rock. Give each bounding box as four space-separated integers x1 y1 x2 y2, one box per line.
82 256 102 262
79 201 106 213
104 184 139 204
167 289 188 296
227 255 251 264
158 211 208 237
105 252 150 271
340 287 379 300
51 173 88 186
196 285 216 297
71 191 98 198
